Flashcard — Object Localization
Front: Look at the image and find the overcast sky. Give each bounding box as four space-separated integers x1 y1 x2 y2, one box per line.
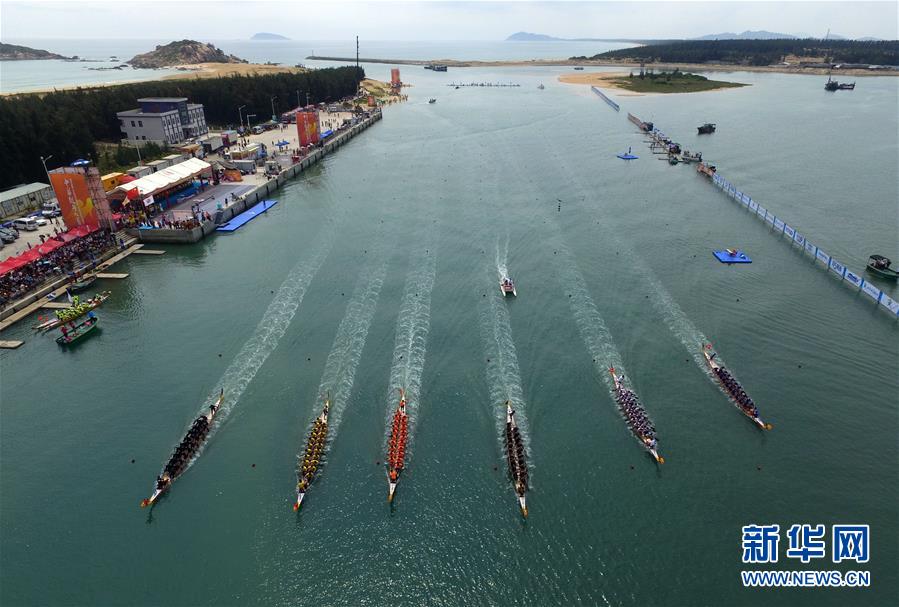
2 1 896 41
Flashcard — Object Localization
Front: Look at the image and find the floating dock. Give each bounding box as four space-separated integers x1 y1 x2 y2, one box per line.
591 86 620 112
216 199 279 233
41 302 72 309
0 340 24 349
714 250 752 264
133 249 165 255
96 273 128 279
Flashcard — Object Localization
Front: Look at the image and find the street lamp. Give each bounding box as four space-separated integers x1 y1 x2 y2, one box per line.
270 95 277 121
40 155 53 183
238 104 247 131
246 114 256 132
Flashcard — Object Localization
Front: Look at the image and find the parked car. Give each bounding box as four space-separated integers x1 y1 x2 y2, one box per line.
0 229 15 244
33 216 49 227
13 217 38 231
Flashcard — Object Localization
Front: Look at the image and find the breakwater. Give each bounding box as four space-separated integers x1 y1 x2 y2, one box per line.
591 86 619 111
131 110 383 245
701 165 899 319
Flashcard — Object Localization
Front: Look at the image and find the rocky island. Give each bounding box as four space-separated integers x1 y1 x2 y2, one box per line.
0 42 71 61
128 40 247 68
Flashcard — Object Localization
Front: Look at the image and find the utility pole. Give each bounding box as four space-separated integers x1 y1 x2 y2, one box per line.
296 89 301 109
238 104 247 131
270 95 277 121
40 155 53 184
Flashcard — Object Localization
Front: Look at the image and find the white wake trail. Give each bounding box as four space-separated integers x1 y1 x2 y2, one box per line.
316 258 388 430
385 246 438 444
478 278 531 454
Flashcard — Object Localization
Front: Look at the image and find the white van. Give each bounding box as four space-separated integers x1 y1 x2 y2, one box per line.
13 217 38 231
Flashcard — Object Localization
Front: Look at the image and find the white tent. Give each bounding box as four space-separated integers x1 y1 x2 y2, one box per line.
114 158 212 198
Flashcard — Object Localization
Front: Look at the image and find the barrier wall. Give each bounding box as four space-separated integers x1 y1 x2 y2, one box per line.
591 86 620 112
710 171 899 318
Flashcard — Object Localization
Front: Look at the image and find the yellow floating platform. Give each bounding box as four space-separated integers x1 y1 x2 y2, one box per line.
96 273 128 279
0 340 24 349
133 249 165 255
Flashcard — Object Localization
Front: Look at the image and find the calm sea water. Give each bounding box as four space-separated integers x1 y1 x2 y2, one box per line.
0 38 631 93
1 60 897 606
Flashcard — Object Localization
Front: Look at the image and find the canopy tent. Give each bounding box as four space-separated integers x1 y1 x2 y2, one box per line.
113 158 212 199
0 224 98 276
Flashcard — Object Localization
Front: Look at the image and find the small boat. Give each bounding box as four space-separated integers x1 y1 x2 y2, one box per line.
34 291 111 332
703 345 772 430
866 255 899 279
608 368 664 463
573 66 585 71
386 389 408 502
697 123 716 134
680 151 702 164
825 76 839 91
537 84 545 90
69 275 97 293
500 277 517 297
295 395 330 510
455 86 460 90
838 82 855 90
668 155 680 165
55 315 99 346
141 390 224 508
617 147 639 160
504 401 528 518
428 98 436 104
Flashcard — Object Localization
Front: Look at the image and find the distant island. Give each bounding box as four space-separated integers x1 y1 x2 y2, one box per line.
128 40 247 68
560 69 747 94
0 42 70 61
507 31 882 44
251 32 290 41
574 39 899 67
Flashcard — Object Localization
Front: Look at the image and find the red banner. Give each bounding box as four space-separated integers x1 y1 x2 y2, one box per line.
297 111 320 147
50 171 99 231
390 68 401 86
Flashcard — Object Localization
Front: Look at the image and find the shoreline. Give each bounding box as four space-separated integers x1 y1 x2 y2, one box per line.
1 62 306 96
308 55 897 78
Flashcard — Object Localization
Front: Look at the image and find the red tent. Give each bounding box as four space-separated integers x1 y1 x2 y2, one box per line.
118 174 136 184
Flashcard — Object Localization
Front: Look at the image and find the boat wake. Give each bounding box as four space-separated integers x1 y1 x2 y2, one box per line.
385 245 438 459
190 226 335 462
478 280 531 451
316 257 388 432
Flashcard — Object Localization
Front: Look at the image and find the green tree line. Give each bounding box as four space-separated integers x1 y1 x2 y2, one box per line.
573 39 899 67
0 66 363 189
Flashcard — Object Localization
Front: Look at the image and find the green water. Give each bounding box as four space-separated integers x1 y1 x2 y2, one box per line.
2 67 897 606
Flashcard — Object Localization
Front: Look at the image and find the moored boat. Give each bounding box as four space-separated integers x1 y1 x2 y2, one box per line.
500 277 517 297
386 389 408 502
55 314 99 346
865 255 899 279
837 82 855 90
703 344 772 430
697 123 716 134
140 389 224 508
69 275 97 293
34 291 111 332
428 98 436 104
608 368 664 463
504 401 529 517
295 395 330 510
537 84 545 90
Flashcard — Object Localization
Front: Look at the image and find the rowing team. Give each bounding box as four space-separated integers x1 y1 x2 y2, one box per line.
713 366 758 417
156 401 220 492
504 403 528 516
613 386 658 450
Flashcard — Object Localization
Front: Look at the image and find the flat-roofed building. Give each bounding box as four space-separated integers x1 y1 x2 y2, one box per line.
117 97 208 146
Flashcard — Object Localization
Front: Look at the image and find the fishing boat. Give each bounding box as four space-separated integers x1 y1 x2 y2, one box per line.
838 82 856 90
386 389 408 502
697 123 716 134
865 255 899 279
500 277 517 297
55 315 99 346
608 368 664 463
294 395 330 510
703 344 772 430
69 275 97 293
824 76 839 91
140 389 224 508
33 291 111 332
504 401 529 517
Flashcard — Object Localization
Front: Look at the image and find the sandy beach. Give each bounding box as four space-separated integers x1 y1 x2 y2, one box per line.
557 71 747 95
162 62 305 80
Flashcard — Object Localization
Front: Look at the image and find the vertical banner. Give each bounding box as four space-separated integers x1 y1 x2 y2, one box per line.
297 111 320 147
390 68 401 86
50 171 99 231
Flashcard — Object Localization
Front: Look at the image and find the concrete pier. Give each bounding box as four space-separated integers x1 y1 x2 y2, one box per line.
133 110 383 245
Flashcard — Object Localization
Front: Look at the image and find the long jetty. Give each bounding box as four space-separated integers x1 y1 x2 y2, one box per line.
591 86 620 111
131 110 382 245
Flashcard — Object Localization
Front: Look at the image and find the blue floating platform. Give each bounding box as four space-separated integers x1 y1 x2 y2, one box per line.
714 249 752 264
216 199 278 232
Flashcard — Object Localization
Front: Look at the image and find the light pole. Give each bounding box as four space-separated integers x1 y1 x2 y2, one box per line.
270 95 277 122
238 104 247 132
135 143 143 166
40 154 53 183
247 114 256 133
